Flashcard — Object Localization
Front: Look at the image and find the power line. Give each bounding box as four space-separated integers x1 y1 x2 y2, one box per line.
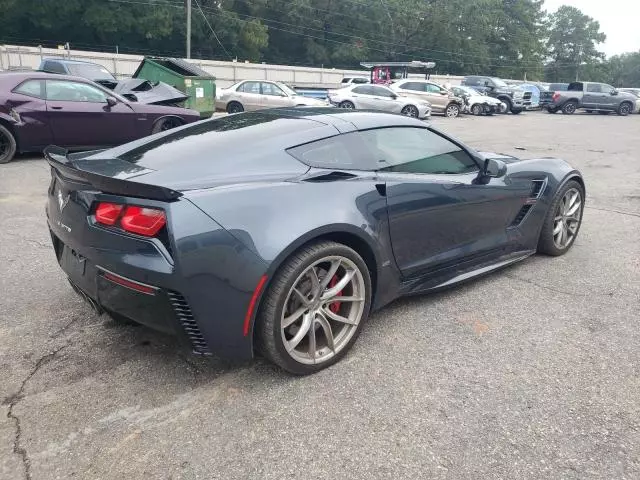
193 0 233 60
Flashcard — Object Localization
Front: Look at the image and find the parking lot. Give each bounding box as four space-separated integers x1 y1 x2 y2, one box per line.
1 111 639 479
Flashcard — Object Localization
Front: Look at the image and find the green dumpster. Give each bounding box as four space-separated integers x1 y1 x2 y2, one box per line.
133 57 216 118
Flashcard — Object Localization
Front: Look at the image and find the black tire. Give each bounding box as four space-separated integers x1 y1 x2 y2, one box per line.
511 108 523 114
151 117 183 134
226 101 244 114
599 111 610 115
0 124 17 164
401 104 420 118
471 104 483 116
338 101 355 110
562 101 577 114
537 180 585 256
547 107 558 114
500 98 512 114
617 102 632 116
586 109 593 113
256 241 372 375
445 103 460 118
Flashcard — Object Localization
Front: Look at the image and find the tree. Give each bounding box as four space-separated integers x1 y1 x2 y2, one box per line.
545 5 606 83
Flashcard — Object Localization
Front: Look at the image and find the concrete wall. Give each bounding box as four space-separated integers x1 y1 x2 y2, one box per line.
0 44 464 89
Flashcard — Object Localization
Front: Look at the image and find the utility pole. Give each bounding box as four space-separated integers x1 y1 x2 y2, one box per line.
186 0 192 59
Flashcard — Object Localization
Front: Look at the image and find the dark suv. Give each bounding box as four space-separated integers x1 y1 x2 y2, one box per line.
461 76 531 114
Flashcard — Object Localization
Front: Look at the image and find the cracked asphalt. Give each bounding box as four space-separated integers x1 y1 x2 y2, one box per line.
1 112 639 480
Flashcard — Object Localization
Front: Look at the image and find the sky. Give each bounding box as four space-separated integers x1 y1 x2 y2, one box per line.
544 0 640 57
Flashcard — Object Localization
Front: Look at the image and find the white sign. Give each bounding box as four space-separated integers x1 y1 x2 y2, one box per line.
195 87 204 98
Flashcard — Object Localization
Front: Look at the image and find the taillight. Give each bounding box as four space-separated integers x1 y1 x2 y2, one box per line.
120 206 166 237
552 92 560 101
95 202 166 237
95 202 124 225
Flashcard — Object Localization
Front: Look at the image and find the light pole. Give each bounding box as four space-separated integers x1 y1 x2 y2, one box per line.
186 0 192 59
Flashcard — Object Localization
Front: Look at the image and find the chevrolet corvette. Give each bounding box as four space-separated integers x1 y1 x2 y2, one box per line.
46 108 585 374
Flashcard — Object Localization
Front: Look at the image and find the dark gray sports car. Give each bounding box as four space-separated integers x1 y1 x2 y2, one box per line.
46 108 585 374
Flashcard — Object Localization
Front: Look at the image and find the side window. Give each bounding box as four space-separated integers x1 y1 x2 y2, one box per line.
360 127 479 175
352 85 371 95
46 80 109 103
601 84 615 93
287 133 374 170
425 84 442 94
239 81 260 94
370 86 394 97
586 84 601 93
399 82 422 92
261 82 285 96
353 77 369 84
14 80 45 99
42 61 67 74
341 78 351 84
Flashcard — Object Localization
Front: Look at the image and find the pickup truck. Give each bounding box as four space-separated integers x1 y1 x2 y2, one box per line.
539 83 568 109
461 75 531 114
547 81 637 116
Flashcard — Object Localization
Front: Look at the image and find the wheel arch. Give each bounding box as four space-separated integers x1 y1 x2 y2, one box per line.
0 116 18 149
152 114 185 127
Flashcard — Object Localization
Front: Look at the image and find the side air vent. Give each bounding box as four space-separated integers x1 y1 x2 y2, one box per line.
531 180 545 198
303 171 358 182
167 291 210 355
510 204 533 227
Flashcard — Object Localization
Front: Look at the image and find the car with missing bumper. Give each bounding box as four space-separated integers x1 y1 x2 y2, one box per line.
328 84 431 118
451 86 506 115
0 71 200 164
546 82 637 115
46 108 585 375
462 76 530 114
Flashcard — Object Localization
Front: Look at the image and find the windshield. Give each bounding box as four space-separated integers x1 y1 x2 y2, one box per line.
68 64 116 81
279 83 298 96
457 86 479 96
491 78 508 88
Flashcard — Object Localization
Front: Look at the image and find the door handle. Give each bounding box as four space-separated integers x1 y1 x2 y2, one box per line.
50 106 63 110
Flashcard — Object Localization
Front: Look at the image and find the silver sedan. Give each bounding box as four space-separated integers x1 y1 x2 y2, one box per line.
327 84 431 119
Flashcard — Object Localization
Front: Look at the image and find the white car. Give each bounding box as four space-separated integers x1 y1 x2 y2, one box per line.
327 84 432 119
451 86 506 115
215 80 328 113
339 76 370 86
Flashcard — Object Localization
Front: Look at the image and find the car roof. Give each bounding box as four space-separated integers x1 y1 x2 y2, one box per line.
0 70 97 83
41 58 100 65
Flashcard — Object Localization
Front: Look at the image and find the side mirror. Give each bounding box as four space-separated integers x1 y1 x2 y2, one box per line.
106 97 117 107
390 94 398 99
483 158 507 178
440 90 448 95
610 89 618 96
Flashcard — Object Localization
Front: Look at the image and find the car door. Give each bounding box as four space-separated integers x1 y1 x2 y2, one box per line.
350 85 377 109
235 81 264 111
423 83 449 111
261 82 292 108
367 85 400 113
583 83 603 108
365 127 534 279
10 79 54 149
600 84 618 109
45 79 136 147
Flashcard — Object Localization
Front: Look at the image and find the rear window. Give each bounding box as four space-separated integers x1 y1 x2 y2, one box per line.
42 61 67 74
14 79 45 98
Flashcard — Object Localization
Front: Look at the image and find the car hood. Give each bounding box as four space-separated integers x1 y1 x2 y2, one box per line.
290 95 327 106
113 79 190 106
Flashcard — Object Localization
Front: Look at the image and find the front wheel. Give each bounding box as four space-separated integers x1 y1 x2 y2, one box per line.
511 108 523 114
226 101 244 114
151 117 183 134
401 104 420 118
537 180 585 256
618 102 632 116
338 101 355 110
256 241 372 375
445 103 461 118
500 98 512 114
0 124 17 164
547 107 558 114
471 104 483 116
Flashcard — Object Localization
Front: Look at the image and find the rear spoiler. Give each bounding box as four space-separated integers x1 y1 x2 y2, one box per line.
44 146 182 201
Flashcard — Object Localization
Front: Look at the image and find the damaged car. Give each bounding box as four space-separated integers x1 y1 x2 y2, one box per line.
0 71 200 164
38 58 189 107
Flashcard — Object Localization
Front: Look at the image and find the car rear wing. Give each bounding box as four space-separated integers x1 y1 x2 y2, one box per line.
44 146 182 201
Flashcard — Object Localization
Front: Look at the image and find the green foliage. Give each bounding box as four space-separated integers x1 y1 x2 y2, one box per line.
0 0 634 85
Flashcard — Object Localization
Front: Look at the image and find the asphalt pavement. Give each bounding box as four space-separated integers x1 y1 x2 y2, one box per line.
1 111 639 480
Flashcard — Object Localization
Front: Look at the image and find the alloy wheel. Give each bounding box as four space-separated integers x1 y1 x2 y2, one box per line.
401 105 419 118
281 256 366 365
446 105 460 118
552 188 583 249
339 101 355 110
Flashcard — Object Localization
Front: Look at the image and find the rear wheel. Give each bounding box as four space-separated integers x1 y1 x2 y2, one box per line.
0 124 17 164
256 241 371 375
445 103 460 118
338 101 355 110
401 104 420 118
562 101 577 114
226 101 244 114
537 180 585 256
151 117 183 134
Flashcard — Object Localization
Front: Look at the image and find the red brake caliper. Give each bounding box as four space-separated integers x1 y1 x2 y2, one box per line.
328 275 343 314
